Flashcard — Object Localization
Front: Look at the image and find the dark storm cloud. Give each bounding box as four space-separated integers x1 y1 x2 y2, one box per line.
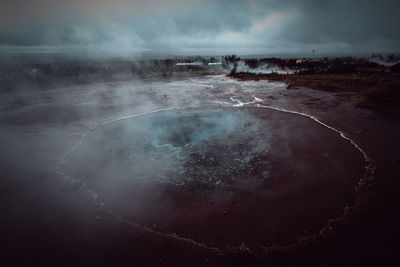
0 0 399 54
285 0 399 43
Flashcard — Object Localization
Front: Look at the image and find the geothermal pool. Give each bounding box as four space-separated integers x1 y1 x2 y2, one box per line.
60 107 364 248
0 75 365 252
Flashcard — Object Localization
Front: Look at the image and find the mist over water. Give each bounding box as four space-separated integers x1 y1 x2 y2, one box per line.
62 108 272 190
55 108 274 228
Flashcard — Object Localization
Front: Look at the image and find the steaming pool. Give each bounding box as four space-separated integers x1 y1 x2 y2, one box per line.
60 106 365 249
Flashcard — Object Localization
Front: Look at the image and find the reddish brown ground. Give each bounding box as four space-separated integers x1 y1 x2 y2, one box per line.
1 72 399 266
219 72 400 266
232 72 400 116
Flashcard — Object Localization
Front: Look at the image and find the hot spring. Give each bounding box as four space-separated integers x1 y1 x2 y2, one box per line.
61 107 364 248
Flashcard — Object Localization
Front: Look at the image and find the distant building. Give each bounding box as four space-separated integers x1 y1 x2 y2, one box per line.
176 62 203 66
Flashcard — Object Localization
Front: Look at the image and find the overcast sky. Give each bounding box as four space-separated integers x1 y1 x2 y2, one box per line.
1 0 399 56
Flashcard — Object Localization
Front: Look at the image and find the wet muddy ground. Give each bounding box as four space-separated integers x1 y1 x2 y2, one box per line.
0 74 398 266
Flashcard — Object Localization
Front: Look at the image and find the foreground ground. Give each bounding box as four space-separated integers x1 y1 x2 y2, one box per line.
0 70 399 266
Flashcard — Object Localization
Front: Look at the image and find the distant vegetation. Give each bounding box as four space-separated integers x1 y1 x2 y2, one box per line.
240 57 393 75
